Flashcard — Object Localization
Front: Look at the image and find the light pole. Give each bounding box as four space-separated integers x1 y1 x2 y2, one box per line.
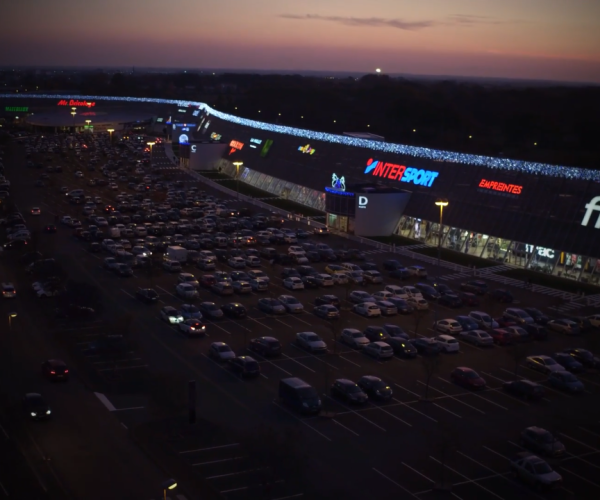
233 161 243 199
147 141 155 166
107 128 114 143
85 119 92 133
8 312 17 330
435 199 449 269
162 479 177 500
70 107 77 131
8 312 17 395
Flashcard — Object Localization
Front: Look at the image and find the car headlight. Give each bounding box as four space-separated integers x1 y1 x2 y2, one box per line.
31 412 37 417
46 410 51 415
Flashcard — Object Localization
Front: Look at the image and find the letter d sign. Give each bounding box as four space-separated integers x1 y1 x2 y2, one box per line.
358 196 368 209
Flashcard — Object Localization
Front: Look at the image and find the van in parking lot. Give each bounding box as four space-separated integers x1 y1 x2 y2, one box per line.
279 377 322 415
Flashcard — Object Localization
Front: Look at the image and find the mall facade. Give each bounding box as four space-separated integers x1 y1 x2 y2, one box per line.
2 93 599 283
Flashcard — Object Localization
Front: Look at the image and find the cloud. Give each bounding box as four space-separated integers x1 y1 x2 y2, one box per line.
279 14 435 31
279 13 517 31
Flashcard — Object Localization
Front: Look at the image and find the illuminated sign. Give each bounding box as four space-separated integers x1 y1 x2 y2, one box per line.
331 173 346 191
479 179 523 195
299 144 316 155
5 106 28 112
156 118 163 123
364 159 439 187
249 138 262 149
191 145 197 153
229 140 244 155
260 139 273 158
192 110 200 116
179 134 189 143
178 108 187 113
210 132 222 141
57 99 95 108
358 196 368 209
582 196 600 229
525 244 555 259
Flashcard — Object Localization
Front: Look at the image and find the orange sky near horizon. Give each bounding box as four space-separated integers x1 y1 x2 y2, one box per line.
2 0 599 82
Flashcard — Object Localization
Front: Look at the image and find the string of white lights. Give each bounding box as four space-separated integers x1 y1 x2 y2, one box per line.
3 93 599 181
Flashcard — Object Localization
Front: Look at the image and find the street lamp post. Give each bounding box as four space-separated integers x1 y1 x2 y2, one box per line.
8 313 17 395
147 141 156 166
107 128 114 143
434 199 449 269
232 161 243 199
161 479 177 500
70 108 77 131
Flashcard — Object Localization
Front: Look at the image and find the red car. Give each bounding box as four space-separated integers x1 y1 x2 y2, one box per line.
490 328 515 346
450 367 486 389
42 359 69 381
200 274 216 288
495 316 517 328
459 292 480 307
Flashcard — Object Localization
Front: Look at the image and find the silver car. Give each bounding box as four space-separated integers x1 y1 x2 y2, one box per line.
525 355 564 374
296 332 327 353
459 329 494 347
435 319 463 334
341 328 370 349
547 319 580 335
278 295 304 313
364 341 394 359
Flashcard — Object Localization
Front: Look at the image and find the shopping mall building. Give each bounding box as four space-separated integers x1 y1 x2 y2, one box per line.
2 93 600 283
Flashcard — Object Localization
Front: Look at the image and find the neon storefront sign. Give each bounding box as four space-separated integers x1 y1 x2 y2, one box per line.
299 144 316 155
479 179 523 195
229 140 244 155
364 158 438 187
331 173 346 191
582 196 600 229
58 99 95 108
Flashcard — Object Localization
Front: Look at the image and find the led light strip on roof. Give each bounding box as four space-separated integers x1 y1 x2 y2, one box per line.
3 93 599 182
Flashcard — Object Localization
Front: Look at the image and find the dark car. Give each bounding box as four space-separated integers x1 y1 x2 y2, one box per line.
208 342 235 362
409 337 442 355
314 295 340 307
455 315 479 331
297 265 318 276
229 356 260 378
382 324 409 339
491 289 514 303
281 268 301 279
44 224 57 233
360 261 379 271
257 297 286 315
248 336 282 357
503 379 545 400
460 280 488 295
114 263 134 277
439 294 463 308
415 283 440 300
199 302 225 319
523 307 549 325
357 376 393 401
389 268 411 280
301 275 320 289
314 304 340 319
363 326 391 343
56 304 95 320
520 427 566 458
383 259 403 271
23 393 51 420
562 348 600 369
306 251 321 262
331 379 368 404
387 337 417 358
525 323 548 340
222 302 247 319
88 242 102 253
458 292 479 306
551 353 585 373
41 359 69 381
387 297 414 314
136 287 159 303
450 367 486 389
433 283 454 295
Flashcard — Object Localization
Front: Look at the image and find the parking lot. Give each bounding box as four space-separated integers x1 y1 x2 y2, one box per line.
2 131 600 499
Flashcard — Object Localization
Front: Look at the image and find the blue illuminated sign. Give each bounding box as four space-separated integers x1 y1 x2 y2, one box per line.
365 158 439 187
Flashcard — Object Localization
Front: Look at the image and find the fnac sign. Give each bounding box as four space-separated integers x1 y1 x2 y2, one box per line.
58 99 95 108
364 158 439 187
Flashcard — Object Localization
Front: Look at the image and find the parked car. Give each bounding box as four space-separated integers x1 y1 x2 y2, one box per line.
509 452 562 491
490 288 514 303
278 295 304 313
435 319 463 334
504 308 534 325
562 348 600 369
353 302 381 318
314 304 340 320
450 367 486 389
460 280 488 294
439 294 463 308
525 355 564 374
435 335 460 353
520 427 566 458
357 376 393 401
257 297 286 315
221 302 247 319
208 342 235 362
503 379 545 400
296 332 327 353
364 341 394 359
340 329 370 349
523 307 549 325
459 329 494 347
547 371 584 393
248 336 281 357
229 356 260 378
551 353 585 373
409 337 442 355
331 379 368 404
547 319 580 335
387 337 417 357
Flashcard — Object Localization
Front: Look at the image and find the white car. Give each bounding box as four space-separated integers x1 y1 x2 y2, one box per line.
176 283 199 299
331 273 348 285
407 265 428 277
435 335 460 353
283 277 304 290
178 273 200 288
95 217 108 227
435 319 463 334
1 282 16 298
296 332 327 353
384 285 409 298
245 256 261 268
364 341 394 359
232 281 252 294
407 297 429 310
525 355 565 374
75 171 84 178
349 290 376 304
373 290 395 301
341 328 370 349
278 295 304 313
247 270 270 283
36 287 60 298
288 245 305 255
459 329 494 347
587 314 600 328
341 262 362 272
228 257 246 269
353 302 381 317
250 278 269 292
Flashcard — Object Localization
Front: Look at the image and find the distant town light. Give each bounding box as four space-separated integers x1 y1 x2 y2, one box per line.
376 68 382 73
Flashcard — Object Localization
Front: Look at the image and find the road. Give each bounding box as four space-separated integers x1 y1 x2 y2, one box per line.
2 133 600 500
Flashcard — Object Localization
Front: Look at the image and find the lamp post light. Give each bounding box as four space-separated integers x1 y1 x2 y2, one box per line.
107 128 114 143
434 199 449 269
161 479 177 500
147 141 155 165
8 312 17 330
85 119 92 133
232 161 243 200
70 109 77 131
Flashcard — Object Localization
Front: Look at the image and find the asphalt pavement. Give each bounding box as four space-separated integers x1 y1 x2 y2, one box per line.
1 135 600 500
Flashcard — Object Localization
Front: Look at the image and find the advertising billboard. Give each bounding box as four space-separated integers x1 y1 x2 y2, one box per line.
171 123 195 143
353 192 412 237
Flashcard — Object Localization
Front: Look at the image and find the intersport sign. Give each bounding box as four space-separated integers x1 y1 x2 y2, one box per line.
364 158 439 187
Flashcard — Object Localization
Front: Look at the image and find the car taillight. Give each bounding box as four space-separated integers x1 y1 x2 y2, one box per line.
50 371 56 374
64 370 69 373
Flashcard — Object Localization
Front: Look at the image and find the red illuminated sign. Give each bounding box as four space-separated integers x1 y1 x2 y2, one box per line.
479 179 522 195
57 99 96 108
228 140 244 155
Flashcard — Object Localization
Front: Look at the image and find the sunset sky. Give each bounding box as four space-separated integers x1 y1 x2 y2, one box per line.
2 0 600 82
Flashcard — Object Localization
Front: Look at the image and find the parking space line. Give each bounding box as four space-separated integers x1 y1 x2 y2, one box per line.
338 355 361 367
180 443 240 454
371 468 422 499
394 383 421 399
273 318 292 328
97 365 148 372
432 402 462 418
401 462 435 484
247 316 272 330
193 457 245 466
272 401 332 441
157 285 182 302
429 456 504 500
416 381 485 414
281 353 316 373
112 406 145 412
93 358 141 364
483 446 508 460
396 400 438 422
560 467 600 488
332 419 360 436
120 288 135 299
580 426 600 439
327 398 387 431
289 344 338 370
559 432 600 452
